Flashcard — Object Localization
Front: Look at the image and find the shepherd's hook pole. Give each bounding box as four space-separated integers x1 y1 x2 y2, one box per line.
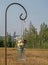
5 3 27 65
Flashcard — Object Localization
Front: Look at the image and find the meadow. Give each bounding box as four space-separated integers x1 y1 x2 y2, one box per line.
0 48 48 65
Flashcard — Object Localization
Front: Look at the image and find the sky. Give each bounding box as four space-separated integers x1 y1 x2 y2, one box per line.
0 0 48 36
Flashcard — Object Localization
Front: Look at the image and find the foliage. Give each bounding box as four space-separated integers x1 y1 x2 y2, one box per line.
0 36 4 47
23 22 48 48
39 22 48 48
13 32 16 47
7 33 12 47
0 22 48 49
23 22 38 48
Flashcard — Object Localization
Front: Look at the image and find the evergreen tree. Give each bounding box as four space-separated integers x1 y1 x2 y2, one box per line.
7 33 12 47
23 22 38 48
0 36 4 47
39 22 48 48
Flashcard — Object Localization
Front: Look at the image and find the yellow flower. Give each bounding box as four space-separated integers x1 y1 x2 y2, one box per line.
17 40 23 47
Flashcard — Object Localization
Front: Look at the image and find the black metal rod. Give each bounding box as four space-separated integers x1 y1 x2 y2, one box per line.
5 3 27 65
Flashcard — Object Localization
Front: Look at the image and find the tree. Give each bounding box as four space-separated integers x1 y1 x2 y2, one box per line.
13 32 16 47
23 22 38 48
0 36 4 47
7 33 12 47
39 22 48 48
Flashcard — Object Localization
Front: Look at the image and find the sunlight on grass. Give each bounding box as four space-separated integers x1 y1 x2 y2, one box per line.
0 48 48 65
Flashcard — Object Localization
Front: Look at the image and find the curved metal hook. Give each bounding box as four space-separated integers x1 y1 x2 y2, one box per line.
5 3 27 21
